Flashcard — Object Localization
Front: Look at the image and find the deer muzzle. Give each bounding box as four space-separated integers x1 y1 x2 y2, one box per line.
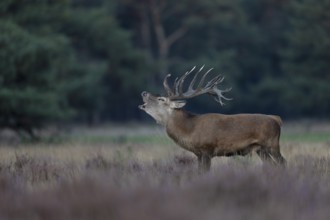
139 91 150 110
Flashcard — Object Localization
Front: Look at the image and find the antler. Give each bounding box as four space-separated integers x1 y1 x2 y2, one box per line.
163 66 232 105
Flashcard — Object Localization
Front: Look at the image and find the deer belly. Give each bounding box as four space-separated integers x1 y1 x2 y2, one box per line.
214 148 250 157
214 142 259 157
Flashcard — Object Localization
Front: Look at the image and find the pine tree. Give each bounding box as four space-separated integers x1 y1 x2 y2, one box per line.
0 20 73 138
282 0 330 116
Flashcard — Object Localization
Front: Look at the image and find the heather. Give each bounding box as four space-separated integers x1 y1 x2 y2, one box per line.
0 125 330 220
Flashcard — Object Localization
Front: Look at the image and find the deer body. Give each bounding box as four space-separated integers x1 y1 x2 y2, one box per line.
167 109 281 155
139 66 286 170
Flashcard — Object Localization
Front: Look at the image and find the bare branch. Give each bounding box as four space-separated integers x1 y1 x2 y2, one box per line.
167 27 188 46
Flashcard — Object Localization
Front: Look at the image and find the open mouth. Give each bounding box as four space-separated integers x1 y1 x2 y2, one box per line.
138 103 146 110
139 91 149 110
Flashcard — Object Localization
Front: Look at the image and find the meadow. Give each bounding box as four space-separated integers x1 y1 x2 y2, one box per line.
0 122 330 220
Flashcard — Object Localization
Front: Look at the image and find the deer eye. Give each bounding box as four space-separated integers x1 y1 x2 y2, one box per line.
157 97 166 102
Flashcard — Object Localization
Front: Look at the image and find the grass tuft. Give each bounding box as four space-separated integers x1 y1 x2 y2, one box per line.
0 124 329 219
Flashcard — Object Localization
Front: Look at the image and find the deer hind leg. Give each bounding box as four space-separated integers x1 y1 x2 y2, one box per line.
269 147 286 166
197 154 212 172
257 146 286 166
256 148 274 164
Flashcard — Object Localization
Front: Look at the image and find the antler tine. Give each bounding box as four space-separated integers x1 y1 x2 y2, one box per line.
196 68 213 90
222 87 232 96
205 75 222 89
187 65 204 92
215 76 225 85
198 65 205 74
210 87 232 105
164 66 232 106
174 77 180 95
178 66 196 95
163 74 174 96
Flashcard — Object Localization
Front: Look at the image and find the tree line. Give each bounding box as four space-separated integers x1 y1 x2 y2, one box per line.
0 0 330 137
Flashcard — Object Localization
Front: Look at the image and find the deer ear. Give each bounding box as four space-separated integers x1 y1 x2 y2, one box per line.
170 100 186 109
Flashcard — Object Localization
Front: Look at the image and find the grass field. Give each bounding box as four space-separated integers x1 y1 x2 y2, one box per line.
0 122 330 220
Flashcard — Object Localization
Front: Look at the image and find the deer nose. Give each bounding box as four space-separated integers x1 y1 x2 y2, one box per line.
141 91 148 97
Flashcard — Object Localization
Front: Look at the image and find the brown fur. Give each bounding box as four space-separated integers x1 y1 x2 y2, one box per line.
166 109 286 170
139 92 286 171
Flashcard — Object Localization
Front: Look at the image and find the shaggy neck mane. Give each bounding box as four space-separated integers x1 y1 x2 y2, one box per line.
165 109 196 143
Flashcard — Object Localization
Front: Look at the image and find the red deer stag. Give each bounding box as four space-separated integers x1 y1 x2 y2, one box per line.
139 66 286 171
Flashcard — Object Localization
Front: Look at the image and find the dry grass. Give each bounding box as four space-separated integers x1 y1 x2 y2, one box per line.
0 123 330 220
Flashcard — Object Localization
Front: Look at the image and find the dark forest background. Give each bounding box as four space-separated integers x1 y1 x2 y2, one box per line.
1 0 330 137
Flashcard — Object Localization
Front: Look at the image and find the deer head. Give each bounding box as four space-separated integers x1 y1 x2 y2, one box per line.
139 66 231 125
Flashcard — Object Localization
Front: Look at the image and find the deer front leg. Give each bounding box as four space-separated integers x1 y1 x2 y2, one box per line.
197 154 211 172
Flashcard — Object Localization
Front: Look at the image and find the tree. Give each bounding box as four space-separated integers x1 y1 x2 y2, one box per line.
0 0 153 131
117 0 261 114
61 2 151 121
0 20 73 138
281 0 330 116
118 0 249 75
